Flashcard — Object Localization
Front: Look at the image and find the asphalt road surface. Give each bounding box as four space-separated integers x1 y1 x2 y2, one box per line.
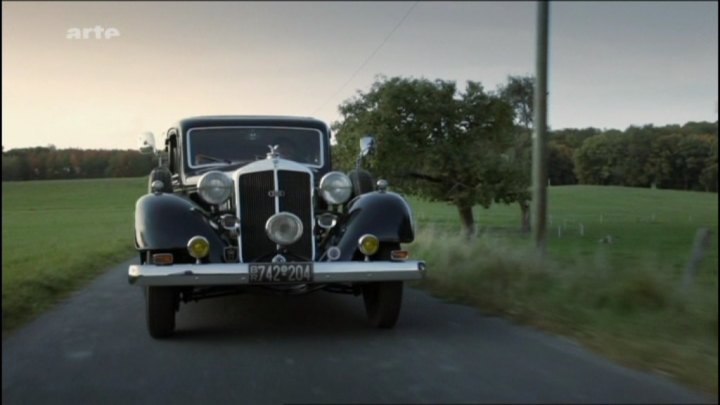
2 258 714 404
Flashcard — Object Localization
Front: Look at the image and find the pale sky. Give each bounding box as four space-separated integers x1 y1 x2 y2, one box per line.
2 1 717 150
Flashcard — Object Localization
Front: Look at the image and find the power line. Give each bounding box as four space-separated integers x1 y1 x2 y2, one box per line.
311 1 419 116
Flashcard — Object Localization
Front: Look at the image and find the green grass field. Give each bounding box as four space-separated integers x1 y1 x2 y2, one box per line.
410 185 718 279
2 178 146 335
2 178 717 393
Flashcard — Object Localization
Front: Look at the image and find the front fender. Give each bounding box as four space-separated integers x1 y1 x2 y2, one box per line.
336 191 415 261
134 193 225 262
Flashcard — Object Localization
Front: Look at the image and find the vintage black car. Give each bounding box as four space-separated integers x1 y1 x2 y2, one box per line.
129 116 426 338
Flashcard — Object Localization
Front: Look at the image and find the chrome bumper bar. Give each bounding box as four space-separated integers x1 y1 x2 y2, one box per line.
128 261 426 286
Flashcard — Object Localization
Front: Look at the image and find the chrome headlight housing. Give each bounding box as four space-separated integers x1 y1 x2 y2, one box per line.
265 212 304 245
197 171 232 205
319 171 353 205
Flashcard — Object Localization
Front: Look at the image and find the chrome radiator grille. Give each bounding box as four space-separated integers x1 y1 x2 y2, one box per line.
277 171 313 260
238 169 313 262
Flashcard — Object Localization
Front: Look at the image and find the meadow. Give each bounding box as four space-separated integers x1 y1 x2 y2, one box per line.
2 178 143 335
1 178 717 393
410 186 718 278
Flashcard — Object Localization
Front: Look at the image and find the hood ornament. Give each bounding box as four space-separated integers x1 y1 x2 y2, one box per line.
267 144 280 159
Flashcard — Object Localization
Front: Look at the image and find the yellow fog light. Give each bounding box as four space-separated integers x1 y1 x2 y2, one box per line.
187 236 210 260
358 234 379 256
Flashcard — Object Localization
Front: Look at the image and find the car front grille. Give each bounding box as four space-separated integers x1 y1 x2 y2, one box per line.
278 171 313 260
238 169 313 262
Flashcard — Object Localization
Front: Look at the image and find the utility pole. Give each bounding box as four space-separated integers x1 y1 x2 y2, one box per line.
531 1 550 256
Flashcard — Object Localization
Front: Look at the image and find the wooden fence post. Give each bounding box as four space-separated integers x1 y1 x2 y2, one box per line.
682 228 713 291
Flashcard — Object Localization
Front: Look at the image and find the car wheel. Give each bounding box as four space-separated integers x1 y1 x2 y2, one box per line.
145 286 178 338
362 244 404 328
148 168 173 193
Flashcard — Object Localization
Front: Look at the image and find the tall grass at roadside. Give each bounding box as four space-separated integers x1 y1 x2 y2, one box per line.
408 227 718 394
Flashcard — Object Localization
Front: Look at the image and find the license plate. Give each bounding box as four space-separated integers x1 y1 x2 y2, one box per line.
248 263 314 284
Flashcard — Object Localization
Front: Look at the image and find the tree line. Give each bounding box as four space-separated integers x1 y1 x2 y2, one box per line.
331 75 718 237
548 122 718 192
1 146 156 181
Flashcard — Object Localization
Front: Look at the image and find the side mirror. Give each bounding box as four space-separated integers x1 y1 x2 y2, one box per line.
138 132 156 154
359 136 375 157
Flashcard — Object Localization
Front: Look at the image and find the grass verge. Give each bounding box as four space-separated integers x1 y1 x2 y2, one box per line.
408 228 718 395
2 178 145 337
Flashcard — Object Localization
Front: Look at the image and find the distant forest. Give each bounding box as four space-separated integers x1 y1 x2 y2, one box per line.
1 147 155 181
2 121 717 192
545 121 717 192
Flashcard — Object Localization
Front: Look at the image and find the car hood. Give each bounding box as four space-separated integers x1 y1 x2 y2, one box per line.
184 159 321 187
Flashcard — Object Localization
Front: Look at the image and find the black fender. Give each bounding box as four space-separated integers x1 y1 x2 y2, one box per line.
134 193 225 262
336 191 415 261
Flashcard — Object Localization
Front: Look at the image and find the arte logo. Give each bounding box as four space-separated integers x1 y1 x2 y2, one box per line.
66 26 120 40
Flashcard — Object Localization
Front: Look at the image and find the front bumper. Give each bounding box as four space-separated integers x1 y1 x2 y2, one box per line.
128 261 426 286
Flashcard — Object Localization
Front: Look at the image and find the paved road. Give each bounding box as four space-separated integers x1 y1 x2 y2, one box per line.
2 258 714 404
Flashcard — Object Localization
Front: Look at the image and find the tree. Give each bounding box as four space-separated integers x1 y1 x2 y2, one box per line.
681 121 718 137
699 137 718 192
494 141 532 232
646 134 684 189
677 135 713 190
26 147 49 179
333 76 516 239
644 133 712 191
2 154 25 181
551 127 602 149
574 133 629 185
548 141 577 185
498 75 535 232
498 75 534 131
622 129 655 187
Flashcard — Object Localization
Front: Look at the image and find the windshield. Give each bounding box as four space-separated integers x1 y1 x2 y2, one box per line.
186 126 323 169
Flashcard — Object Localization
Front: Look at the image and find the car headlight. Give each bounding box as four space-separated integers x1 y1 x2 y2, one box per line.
319 171 353 205
265 212 304 245
197 171 232 205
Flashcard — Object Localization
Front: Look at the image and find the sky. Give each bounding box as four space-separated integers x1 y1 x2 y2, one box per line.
1 1 718 150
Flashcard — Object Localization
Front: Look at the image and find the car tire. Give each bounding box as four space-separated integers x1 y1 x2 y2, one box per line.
148 168 173 193
145 286 177 338
362 244 404 328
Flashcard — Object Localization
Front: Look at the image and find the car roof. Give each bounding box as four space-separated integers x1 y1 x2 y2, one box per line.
177 115 328 130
